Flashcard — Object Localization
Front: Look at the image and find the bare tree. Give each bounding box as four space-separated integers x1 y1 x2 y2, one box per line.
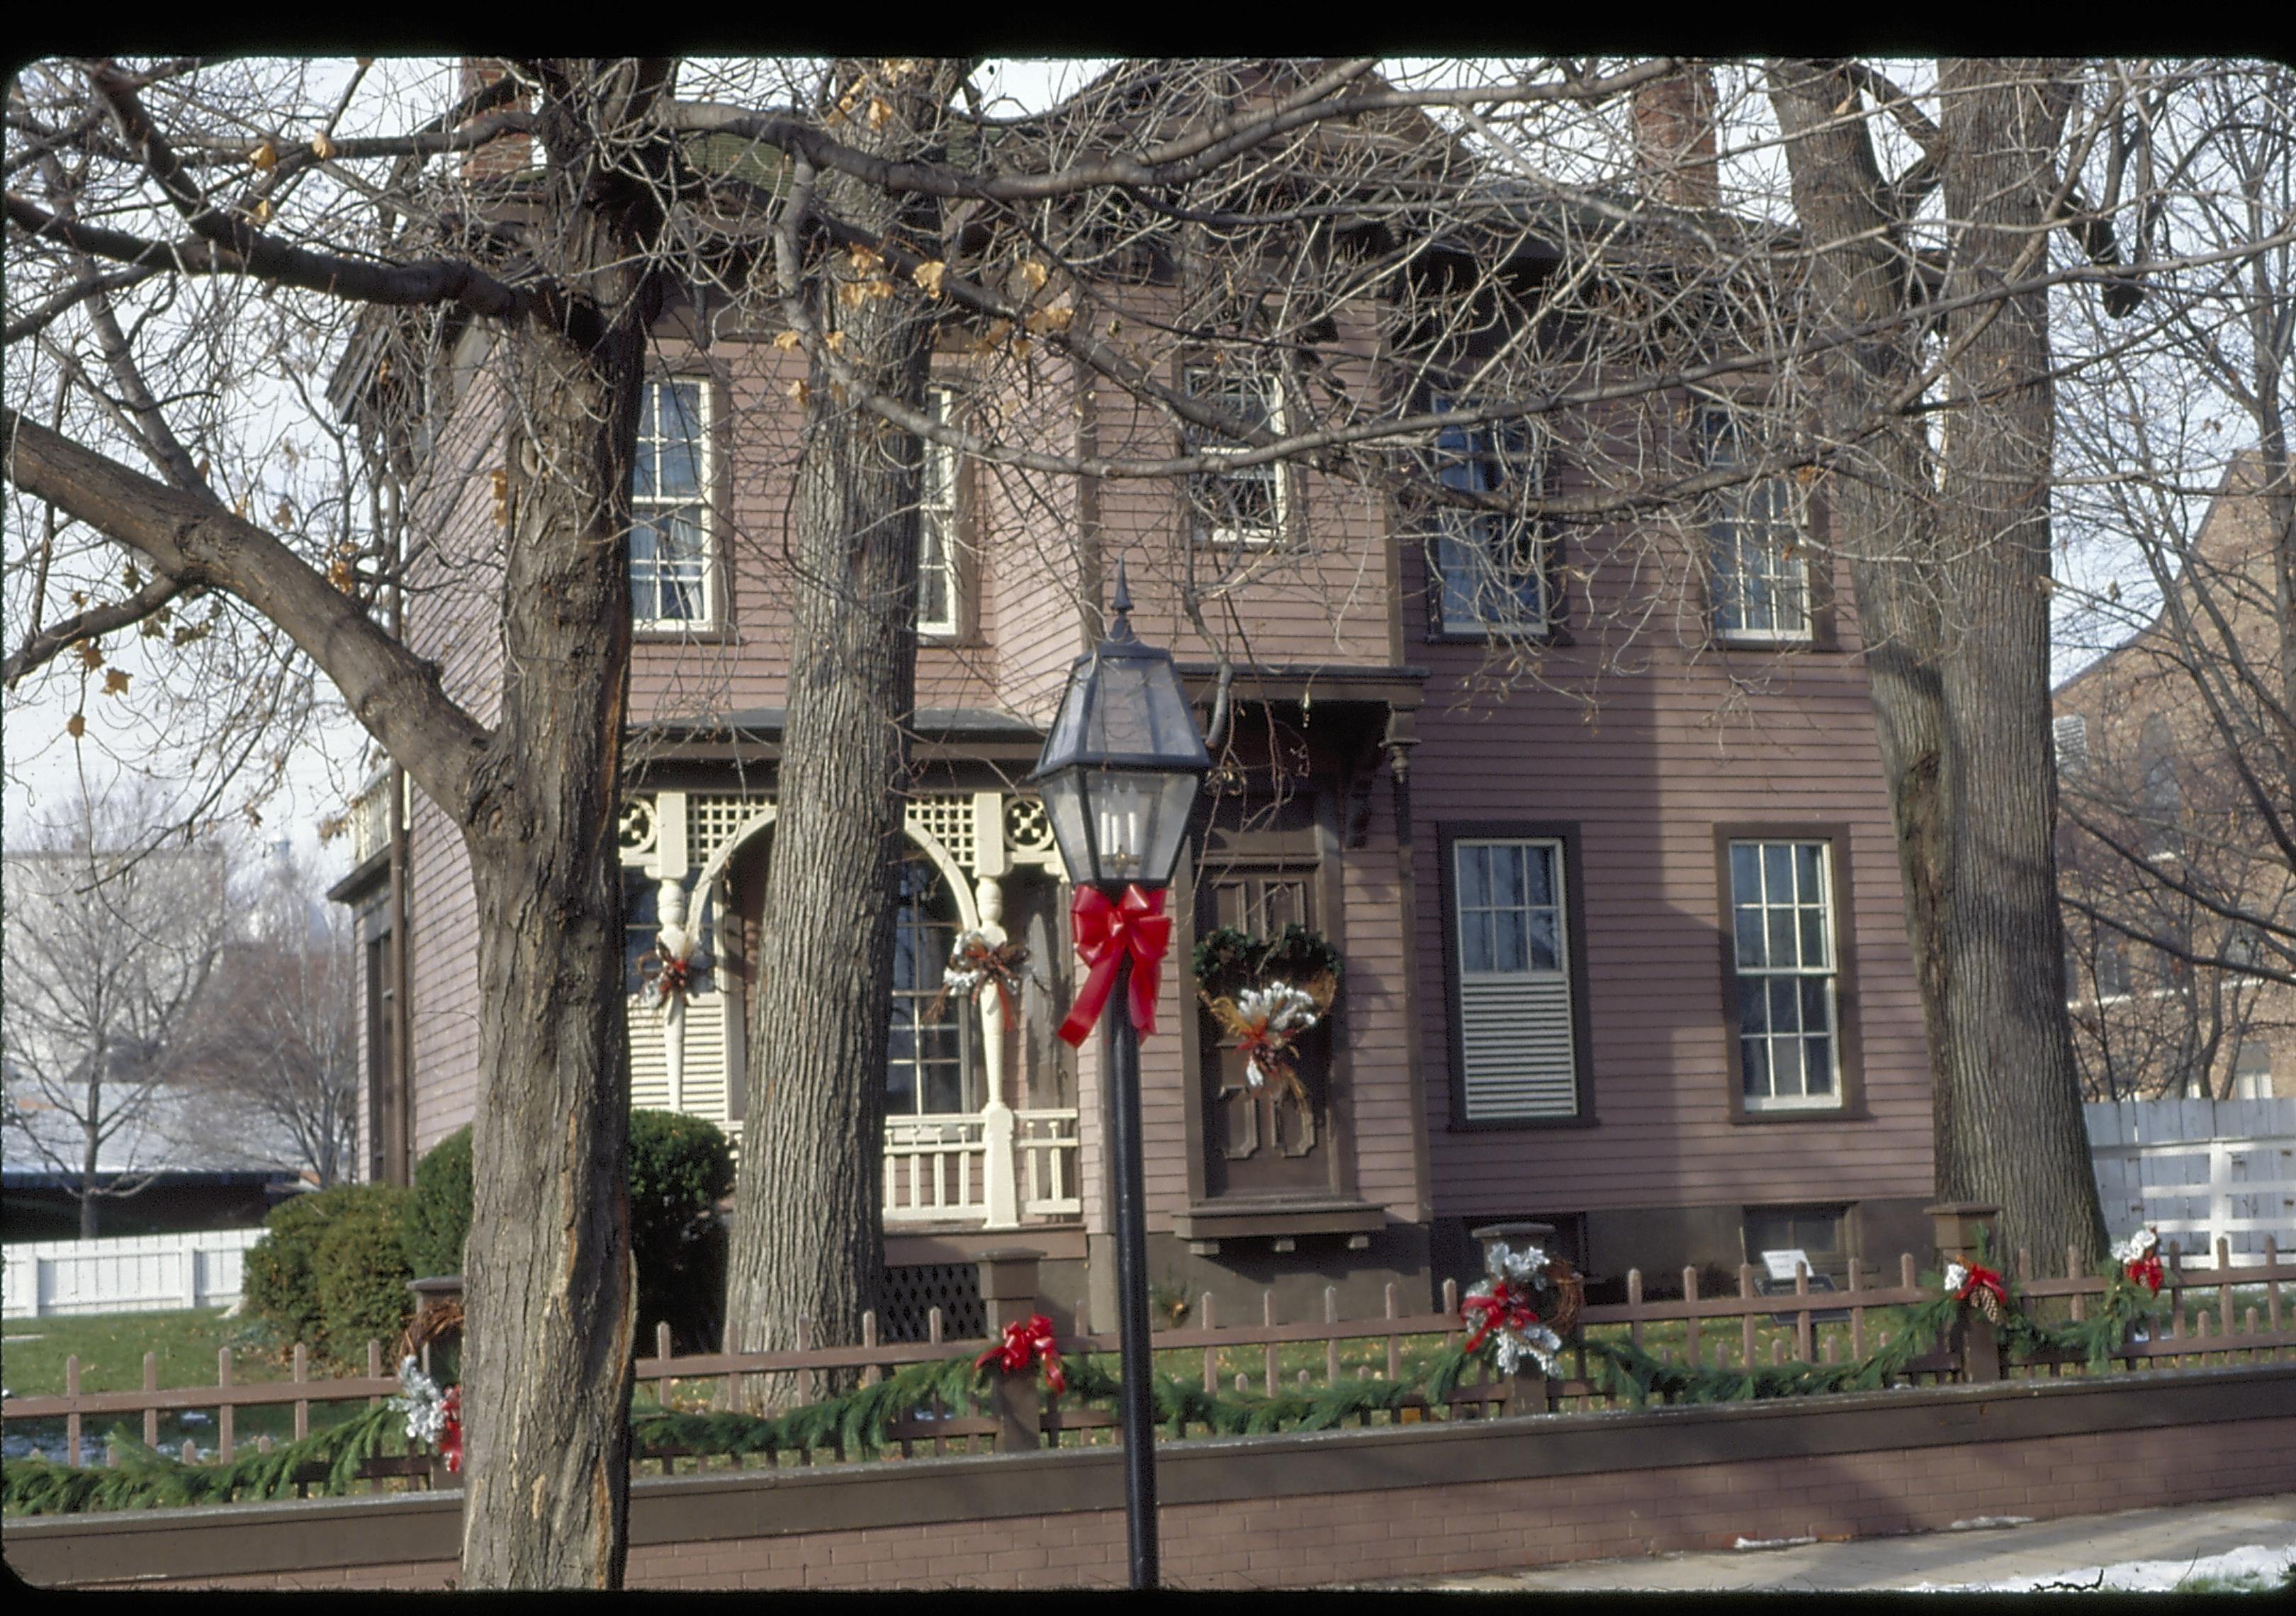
171 849 361 1184
1 789 230 1236
10 54 2287 1581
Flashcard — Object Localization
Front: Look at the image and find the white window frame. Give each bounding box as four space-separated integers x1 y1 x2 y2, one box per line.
1728 838 1843 1112
1451 836 1580 1121
887 855 977 1118
916 386 962 639
1701 407 1811 645
1429 398 1552 636
1186 366 1291 548
631 377 714 630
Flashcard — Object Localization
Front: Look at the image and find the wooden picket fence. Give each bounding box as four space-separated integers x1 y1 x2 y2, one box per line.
8 1236 2290 1486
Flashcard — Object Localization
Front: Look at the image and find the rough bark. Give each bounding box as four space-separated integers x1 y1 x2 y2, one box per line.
1770 58 2109 1266
1925 62 2107 1261
724 60 964 1393
454 67 663 1587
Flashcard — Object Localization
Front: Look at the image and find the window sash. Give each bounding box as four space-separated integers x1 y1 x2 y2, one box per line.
1187 369 1288 546
632 379 713 628
1702 410 1810 642
1452 837 1577 1120
1431 399 1549 634
1728 839 1840 1110
887 858 974 1116
918 387 961 637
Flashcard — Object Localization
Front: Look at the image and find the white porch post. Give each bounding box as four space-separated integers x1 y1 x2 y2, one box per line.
977 874 1019 1229
656 877 692 1113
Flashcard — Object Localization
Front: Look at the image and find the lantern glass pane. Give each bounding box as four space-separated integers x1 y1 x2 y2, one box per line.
1038 768 1095 887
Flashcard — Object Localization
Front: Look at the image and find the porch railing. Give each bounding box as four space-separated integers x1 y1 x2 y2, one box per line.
882 1106 1079 1225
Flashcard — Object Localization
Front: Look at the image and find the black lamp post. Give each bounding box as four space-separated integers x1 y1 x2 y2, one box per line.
1030 563 1209 1592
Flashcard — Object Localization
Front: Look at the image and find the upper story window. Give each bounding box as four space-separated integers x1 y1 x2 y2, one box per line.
1701 407 1809 644
1728 839 1840 1111
1186 366 1290 547
917 386 961 639
631 378 712 629
1427 397 1552 636
1445 833 1584 1123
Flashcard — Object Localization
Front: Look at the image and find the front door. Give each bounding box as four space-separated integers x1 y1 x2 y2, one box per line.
1197 842 1333 1199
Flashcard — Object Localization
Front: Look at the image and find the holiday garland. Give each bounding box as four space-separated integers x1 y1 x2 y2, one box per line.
4 1230 2196 1516
924 928 1030 1027
1192 924 1343 1102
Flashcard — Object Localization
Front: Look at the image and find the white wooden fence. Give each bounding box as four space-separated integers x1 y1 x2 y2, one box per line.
1 1228 266 1319
2086 1097 2296 1264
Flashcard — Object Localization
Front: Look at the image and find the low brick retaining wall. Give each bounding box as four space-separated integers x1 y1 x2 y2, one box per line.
11 1366 2292 1590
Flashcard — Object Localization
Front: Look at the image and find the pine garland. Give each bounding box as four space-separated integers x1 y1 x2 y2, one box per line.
3 1401 407 1517
4 1245 2187 1516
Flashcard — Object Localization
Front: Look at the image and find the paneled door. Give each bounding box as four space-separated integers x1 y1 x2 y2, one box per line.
1198 865 1332 1197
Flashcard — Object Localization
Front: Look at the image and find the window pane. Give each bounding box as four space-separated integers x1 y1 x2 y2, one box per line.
1800 977 1831 1036
1491 844 1525 908
1526 909 1558 972
1794 843 1821 902
1739 979 1769 1035
1803 1036 1834 1094
1492 909 1528 973
1768 908 1799 969
1769 977 1802 1035
1764 843 1794 903
1735 907 1766 969
1800 909 1828 970
1458 845 1490 909
1740 1037 1770 1097
1524 845 1554 908
1770 1036 1806 1096
1461 910 1493 974
1730 843 1760 904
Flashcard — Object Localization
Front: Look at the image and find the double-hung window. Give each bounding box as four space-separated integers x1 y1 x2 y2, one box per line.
631 378 712 627
1448 834 1583 1121
1429 397 1552 635
916 386 962 638
887 856 973 1117
1186 366 1289 546
1701 407 1808 642
1728 840 1841 1110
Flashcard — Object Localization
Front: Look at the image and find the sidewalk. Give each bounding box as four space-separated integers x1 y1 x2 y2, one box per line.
1346 1494 2296 1593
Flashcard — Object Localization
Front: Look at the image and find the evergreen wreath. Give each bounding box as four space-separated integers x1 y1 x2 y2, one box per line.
1192 924 1343 1102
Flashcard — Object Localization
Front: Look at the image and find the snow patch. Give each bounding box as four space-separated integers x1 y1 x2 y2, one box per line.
1947 1515 2035 1531
1908 1542 2295 1593
1733 1535 1818 1552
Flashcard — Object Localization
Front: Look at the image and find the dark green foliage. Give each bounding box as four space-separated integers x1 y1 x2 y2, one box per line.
240 1183 412 1360
313 1204 415 1364
3 1403 407 1515
1191 923 1342 1001
628 1110 736 1352
401 1125 473 1279
399 1111 734 1352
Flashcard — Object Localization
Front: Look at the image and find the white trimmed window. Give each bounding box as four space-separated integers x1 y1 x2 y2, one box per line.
1186 366 1289 546
631 378 712 627
1451 837 1580 1120
1701 408 1809 643
1728 840 1841 1110
1429 395 1552 635
917 386 961 638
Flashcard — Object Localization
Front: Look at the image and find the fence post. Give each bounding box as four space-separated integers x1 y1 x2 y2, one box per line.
1471 1222 1559 1414
1925 1201 2003 1383
974 1247 1047 1453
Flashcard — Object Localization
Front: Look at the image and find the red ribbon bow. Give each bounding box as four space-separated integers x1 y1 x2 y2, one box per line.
1057 885 1171 1046
1461 1281 1539 1356
1954 1264 2008 1305
439 1386 463 1475
974 1313 1067 1393
2124 1253 2163 1294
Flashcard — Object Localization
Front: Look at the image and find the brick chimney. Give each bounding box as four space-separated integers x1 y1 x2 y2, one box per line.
457 59 533 182
1631 64 1719 210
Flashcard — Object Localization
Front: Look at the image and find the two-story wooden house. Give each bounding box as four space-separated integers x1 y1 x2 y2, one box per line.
330 68 1937 1334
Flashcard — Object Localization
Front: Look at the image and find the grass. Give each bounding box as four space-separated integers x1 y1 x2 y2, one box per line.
3 1308 381 1459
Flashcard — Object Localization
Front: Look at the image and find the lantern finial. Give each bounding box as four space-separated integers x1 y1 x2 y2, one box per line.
1110 559 1135 638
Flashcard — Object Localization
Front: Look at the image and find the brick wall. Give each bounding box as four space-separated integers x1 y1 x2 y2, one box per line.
27 1367 2293 1591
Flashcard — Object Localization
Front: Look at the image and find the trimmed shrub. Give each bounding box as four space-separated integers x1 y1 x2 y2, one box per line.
314 1204 415 1364
629 1110 736 1352
402 1125 473 1279
241 1182 412 1359
401 1110 736 1352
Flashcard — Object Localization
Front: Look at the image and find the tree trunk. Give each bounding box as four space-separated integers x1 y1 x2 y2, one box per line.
724 60 960 1397
1771 58 2109 1267
456 67 660 1589
1926 61 2108 1264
